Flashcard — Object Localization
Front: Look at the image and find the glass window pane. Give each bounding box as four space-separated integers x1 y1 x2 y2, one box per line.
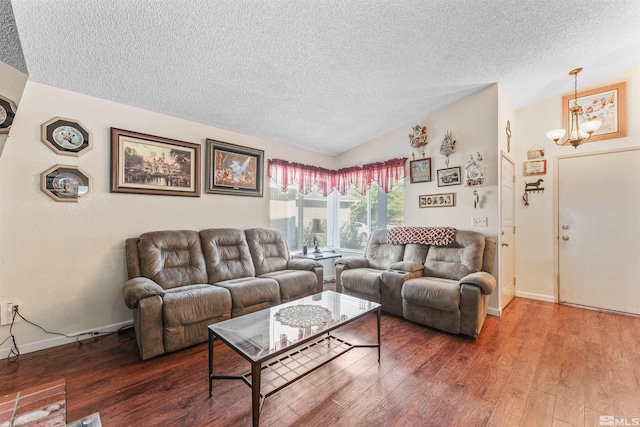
270 178 403 253
269 182 299 250
302 188 328 250
339 188 369 250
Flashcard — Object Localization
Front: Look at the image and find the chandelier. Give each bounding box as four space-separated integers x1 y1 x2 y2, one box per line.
546 68 602 148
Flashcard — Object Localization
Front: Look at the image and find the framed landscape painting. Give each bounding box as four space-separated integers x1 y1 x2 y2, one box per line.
111 128 200 196
206 139 264 197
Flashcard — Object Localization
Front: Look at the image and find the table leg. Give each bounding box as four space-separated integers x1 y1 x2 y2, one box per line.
377 308 381 362
251 362 261 427
208 329 214 397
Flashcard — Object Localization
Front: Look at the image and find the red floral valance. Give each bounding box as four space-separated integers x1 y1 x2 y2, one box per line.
268 157 408 196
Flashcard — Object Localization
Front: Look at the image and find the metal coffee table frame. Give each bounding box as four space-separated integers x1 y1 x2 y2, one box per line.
208 291 381 427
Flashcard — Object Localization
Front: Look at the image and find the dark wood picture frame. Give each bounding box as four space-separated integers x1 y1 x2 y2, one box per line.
111 128 200 197
409 158 432 183
206 139 264 197
437 166 462 187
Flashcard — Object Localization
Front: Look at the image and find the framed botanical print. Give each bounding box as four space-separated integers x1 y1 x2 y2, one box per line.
206 139 264 197
409 158 432 183
111 128 200 196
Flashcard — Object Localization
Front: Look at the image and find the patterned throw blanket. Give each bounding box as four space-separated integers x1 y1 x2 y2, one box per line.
387 227 456 246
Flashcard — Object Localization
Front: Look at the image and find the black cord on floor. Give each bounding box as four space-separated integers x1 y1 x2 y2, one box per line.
2 307 117 363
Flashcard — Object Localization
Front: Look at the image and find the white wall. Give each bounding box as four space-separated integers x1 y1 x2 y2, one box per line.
0 81 335 356
514 67 640 301
337 85 501 311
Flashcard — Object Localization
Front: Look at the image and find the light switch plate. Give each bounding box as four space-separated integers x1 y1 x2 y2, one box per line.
472 217 488 227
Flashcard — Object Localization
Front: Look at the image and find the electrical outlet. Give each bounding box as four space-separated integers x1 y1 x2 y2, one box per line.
472 217 488 227
0 302 18 326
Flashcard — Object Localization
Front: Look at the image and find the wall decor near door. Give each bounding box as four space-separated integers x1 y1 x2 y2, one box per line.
206 139 264 197
40 164 92 202
0 95 17 134
463 152 485 186
562 81 626 142
41 117 93 156
523 159 546 176
110 128 200 197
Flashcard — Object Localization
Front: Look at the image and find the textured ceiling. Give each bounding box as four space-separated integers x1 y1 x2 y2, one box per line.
8 0 640 155
0 0 26 73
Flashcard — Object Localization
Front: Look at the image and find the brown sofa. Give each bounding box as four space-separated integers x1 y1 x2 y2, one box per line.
335 229 496 337
123 227 323 360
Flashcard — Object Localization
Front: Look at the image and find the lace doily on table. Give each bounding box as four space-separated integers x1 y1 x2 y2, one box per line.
274 305 332 328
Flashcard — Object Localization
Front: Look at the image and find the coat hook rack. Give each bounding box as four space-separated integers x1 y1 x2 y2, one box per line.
523 179 544 206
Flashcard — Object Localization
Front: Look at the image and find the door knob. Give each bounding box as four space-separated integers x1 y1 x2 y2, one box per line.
562 235 569 241
562 225 570 230
501 242 509 247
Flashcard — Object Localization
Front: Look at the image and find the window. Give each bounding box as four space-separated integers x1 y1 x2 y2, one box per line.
270 180 403 252
337 181 404 251
268 157 406 252
270 183 328 250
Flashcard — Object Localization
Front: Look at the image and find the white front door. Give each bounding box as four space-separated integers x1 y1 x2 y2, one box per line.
558 148 640 315
500 152 516 309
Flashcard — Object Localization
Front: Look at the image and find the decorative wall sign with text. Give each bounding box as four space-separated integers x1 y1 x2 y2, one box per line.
523 160 547 176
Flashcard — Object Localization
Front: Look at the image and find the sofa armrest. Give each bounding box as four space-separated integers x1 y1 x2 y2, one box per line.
389 261 424 273
334 256 369 270
459 271 496 295
123 277 166 309
381 269 423 285
286 258 322 271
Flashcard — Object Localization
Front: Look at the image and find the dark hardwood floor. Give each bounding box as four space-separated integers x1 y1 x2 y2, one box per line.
1 297 639 426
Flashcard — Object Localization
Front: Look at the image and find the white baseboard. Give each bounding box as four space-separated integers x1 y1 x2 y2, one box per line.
515 290 555 303
487 307 501 316
0 320 133 360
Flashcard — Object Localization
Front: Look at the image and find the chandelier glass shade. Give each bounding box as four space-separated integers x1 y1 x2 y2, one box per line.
546 68 602 148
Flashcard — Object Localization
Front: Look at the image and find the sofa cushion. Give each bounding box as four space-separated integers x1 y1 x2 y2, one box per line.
138 230 208 289
402 277 460 312
200 228 256 283
260 270 317 302
365 229 405 270
245 228 290 276
341 267 385 296
214 277 280 316
162 284 232 352
423 230 486 280
403 243 429 264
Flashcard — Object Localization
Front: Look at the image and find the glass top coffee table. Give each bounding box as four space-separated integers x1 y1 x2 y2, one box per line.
208 290 381 427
